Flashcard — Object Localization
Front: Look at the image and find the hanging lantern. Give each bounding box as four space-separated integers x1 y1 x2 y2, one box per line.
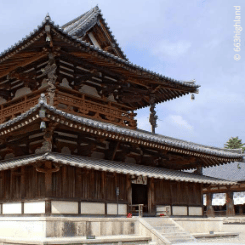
191 94 195 100
40 121 46 130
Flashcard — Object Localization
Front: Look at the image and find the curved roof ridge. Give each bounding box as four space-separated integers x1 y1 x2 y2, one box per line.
61 5 128 60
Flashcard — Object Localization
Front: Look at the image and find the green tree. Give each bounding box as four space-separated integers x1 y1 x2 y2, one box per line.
224 136 245 153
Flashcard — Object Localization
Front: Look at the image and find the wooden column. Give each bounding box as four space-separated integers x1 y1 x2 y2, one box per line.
239 205 243 215
226 190 235 216
101 172 105 200
206 193 215 217
20 166 26 199
148 177 155 214
126 175 132 213
35 161 60 198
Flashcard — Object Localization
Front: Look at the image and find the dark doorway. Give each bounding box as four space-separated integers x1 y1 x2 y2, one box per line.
132 184 148 205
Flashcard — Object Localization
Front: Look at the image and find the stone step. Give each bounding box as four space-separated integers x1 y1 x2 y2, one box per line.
161 232 187 237
153 225 179 230
144 218 173 225
154 227 181 234
167 237 195 243
147 221 175 226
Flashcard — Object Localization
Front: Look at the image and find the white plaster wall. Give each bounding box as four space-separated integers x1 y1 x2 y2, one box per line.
51 201 78 214
125 157 136 164
79 85 100 98
188 206 202 216
40 79 48 88
156 205 171 216
60 78 72 89
4 153 15 160
0 97 6 105
0 218 46 238
2 203 22 214
24 201 45 214
172 206 187 216
14 87 31 99
107 204 127 215
61 146 71 155
91 151 105 159
80 202 105 215
174 218 223 233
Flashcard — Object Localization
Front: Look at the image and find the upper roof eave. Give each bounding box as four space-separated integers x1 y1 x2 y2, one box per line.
0 15 200 94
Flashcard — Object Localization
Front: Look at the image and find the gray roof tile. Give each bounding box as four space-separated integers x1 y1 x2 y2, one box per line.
203 162 245 182
0 96 244 161
0 152 236 185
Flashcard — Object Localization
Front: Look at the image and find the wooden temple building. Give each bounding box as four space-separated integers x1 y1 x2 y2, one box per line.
0 6 243 218
202 161 245 217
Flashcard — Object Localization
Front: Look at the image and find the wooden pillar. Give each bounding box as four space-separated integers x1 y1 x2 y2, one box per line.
20 166 26 199
101 172 105 200
126 175 132 213
62 165 67 198
206 193 215 217
76 168 82 198
239 205 243 215
44 162 53 197
148 177 155 215
35 161 60 198
226 190 235 216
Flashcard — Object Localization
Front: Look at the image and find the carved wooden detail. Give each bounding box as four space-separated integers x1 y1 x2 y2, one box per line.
0 88 46 124
54 89 137 128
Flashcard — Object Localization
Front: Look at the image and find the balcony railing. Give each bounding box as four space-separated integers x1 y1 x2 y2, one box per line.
0 88 47 124
54 86 137 129
0 86 137 129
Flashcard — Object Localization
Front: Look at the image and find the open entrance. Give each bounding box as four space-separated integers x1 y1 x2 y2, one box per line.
131 183 148 215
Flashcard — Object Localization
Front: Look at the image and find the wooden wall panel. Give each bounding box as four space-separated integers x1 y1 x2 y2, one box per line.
154 179 171 204
118 174 127 201
106 173 116 201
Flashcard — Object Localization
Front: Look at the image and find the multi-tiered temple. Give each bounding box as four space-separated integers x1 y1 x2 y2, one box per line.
0 6 243 219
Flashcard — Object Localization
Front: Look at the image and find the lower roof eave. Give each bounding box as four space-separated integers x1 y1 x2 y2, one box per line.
0 152 237 186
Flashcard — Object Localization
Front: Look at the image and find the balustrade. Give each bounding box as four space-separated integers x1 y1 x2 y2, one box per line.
0 87 137 129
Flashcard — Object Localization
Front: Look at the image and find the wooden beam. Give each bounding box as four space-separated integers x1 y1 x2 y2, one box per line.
0 52 48 79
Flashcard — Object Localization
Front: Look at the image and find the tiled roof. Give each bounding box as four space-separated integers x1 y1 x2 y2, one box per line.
0 12 199 93
0 95 244 162
61 6 127 60
0 152 236 185
203 162 245 182
62 6 127 60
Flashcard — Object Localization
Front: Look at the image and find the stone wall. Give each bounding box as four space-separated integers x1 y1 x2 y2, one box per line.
174 217 224 233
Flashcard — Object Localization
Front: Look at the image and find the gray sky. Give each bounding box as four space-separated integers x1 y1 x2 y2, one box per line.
0 0 244 148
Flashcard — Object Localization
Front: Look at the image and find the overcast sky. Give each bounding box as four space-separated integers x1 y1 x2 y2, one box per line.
0 0 244 148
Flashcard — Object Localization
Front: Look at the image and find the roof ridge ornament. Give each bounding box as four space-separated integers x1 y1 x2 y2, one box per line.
39 93 47 104
45 13 51 22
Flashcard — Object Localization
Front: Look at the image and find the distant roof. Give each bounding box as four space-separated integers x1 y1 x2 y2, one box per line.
0 152 236 185
203 162 245 182
62 6 127 60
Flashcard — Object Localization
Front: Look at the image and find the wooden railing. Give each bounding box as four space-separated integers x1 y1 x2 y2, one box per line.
54 87 137 129
0 88 47 124
130 204 145 217
0 86 137 129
